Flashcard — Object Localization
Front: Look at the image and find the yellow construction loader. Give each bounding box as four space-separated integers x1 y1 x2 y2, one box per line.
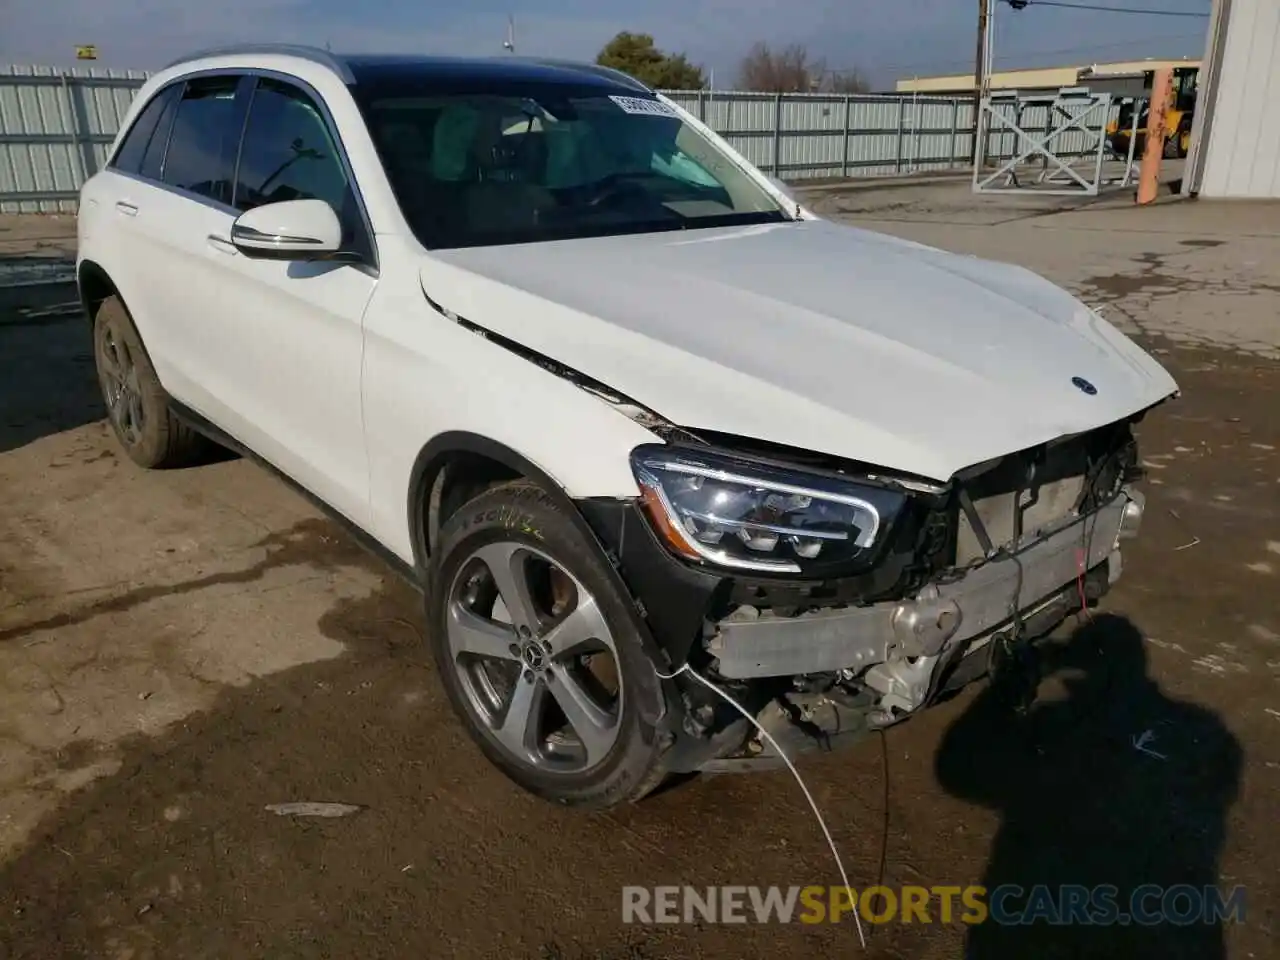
1105 66 1198 159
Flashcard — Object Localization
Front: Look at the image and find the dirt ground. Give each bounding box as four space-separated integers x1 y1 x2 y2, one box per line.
1 187 1278 959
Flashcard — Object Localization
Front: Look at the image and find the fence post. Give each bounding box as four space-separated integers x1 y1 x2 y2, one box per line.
950 98 961 167
59 71 86 191
772 93 783 176
841 95 852 179
981 100 995 170
894 98 906 173
911 94 922 173
1042 102 1054 177
697 88 705 122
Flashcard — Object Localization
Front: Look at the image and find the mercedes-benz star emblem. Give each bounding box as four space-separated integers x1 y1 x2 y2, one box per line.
1072 376 1098 396
521 642 546 671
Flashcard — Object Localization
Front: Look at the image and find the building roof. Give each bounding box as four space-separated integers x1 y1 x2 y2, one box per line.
896 58 1200 94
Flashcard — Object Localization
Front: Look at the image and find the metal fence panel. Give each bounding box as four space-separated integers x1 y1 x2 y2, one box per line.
0 64 147 213
0 65 1130 210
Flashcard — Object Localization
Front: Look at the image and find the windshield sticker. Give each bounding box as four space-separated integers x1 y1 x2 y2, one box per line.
609 95 679 118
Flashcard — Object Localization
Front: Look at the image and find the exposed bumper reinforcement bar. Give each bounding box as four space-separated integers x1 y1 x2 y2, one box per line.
708 488 1138 680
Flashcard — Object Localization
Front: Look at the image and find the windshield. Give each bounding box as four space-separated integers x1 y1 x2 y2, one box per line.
355 85 790 248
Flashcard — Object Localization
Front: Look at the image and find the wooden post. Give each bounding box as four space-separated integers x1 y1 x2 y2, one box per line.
972 0 989 161
1136 67 1173 205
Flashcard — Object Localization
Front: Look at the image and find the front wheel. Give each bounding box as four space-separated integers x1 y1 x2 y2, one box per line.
426 481 669 808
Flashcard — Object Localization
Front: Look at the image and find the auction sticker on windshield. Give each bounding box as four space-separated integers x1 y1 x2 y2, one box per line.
609 95 679 117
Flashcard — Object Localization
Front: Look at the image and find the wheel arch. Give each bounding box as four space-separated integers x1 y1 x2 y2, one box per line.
77 258 119 327
411 432 674 729
76 261 166 374
408 431 617 572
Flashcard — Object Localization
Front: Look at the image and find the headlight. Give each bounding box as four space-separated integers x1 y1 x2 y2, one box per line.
630 445 908 574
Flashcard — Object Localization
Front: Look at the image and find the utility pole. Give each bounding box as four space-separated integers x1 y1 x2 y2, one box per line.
972 0 989 162
1137 66 1173 204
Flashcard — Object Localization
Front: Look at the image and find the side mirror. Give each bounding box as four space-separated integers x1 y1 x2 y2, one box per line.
230 198 343 260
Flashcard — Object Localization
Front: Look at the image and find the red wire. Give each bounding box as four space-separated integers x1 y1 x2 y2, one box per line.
1075 547 1093 621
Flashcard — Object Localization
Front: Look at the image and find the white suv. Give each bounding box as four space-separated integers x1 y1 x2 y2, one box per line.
77 45 1177 808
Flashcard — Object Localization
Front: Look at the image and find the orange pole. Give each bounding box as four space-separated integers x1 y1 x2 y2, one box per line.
1136 67 1173 205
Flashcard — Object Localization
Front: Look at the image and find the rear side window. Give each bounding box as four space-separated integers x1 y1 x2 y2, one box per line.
110 86 175 174
162 76 245 204
233 78 350 213
138 91 178 181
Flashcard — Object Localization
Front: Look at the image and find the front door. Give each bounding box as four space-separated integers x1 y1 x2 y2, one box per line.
201 76 376 528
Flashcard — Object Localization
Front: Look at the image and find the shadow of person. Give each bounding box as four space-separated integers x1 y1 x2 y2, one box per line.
935 613 1243 959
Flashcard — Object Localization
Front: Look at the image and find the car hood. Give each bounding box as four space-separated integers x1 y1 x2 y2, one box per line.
420 218 1177 482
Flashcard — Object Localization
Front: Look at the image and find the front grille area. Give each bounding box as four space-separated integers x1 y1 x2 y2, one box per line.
951 421 1138 567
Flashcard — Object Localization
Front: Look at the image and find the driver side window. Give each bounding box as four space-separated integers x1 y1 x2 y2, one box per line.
233 78 350 215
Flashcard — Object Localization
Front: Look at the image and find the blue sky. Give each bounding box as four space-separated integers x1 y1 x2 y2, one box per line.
1 0 1212 87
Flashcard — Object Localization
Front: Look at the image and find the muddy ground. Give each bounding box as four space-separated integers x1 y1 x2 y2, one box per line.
1 192 1277 959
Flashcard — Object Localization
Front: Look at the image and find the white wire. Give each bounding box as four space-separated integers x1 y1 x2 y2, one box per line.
654 662 867 948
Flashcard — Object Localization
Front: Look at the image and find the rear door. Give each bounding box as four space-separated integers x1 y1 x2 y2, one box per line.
82 81 183 381
128 74 253 413
207 75 377 527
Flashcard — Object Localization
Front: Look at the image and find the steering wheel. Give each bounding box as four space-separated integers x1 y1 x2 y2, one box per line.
584 171 664 209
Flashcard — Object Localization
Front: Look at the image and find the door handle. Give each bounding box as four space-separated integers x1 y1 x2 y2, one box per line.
206 234 238 255
115 201 138 217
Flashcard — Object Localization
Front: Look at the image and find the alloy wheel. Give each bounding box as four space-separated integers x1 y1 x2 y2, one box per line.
98 322 146 446
446 541 624 774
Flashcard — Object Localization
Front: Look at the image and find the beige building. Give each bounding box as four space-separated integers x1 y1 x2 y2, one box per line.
1186 0 1280 198
895 58 1201 94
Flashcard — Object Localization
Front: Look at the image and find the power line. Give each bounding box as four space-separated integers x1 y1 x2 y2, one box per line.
1006 0 1210 16
860 31 1204 77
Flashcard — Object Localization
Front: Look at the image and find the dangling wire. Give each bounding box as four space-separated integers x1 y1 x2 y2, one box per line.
654 661 868 947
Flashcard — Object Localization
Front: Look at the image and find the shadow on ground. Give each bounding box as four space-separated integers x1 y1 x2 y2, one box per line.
936 613 1243 959
0 315 103 454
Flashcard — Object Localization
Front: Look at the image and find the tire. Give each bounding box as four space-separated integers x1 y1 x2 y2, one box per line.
427 480 669 808
92 295 207 468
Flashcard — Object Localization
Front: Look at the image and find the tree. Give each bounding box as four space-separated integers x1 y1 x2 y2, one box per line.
738 42 817 92
827 69 871 94
738 42 871 93
596 32 706 90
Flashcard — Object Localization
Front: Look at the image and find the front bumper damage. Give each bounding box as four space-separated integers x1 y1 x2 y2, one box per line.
699 487 1144 769
579 467 1147 775
710 488 1142 702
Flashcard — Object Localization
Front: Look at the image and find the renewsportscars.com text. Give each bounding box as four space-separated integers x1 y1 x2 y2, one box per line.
622 884 1247 926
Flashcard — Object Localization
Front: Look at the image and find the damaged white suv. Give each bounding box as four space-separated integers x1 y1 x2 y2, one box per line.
77 46 1177 808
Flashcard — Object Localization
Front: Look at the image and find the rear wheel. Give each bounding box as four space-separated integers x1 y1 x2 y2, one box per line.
92 296 207 468
427 480 668 808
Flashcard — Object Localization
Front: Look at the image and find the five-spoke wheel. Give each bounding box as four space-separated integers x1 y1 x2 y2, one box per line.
428 481 666 807
447 541 623 773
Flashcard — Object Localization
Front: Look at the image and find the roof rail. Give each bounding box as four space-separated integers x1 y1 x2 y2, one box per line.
511 57 651 93
161 44 355 83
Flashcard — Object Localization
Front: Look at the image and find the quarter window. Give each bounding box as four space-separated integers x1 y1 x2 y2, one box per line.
162 76 244 204
110 86 175 175
233 78 350 214
138 90 179 181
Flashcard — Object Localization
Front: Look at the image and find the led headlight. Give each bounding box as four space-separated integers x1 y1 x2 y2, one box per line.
630 445 907 574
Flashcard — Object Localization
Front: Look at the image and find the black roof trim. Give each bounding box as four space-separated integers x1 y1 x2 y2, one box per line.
341 54 653 95
160 47 653 96
509 58 651 93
